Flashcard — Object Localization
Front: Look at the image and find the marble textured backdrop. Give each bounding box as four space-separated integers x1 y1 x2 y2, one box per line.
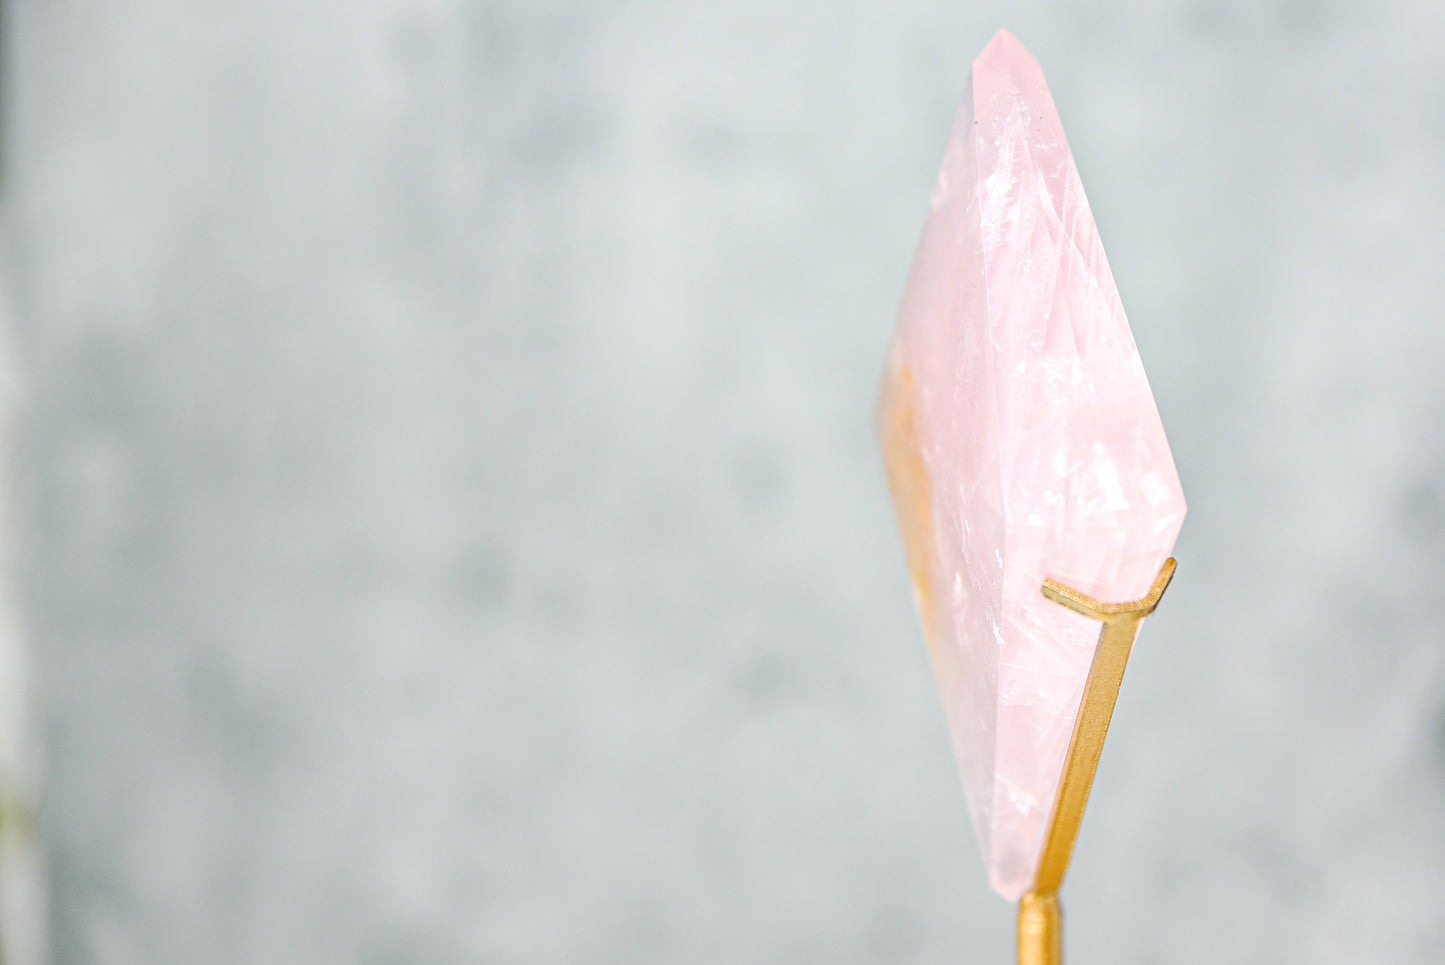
10 1 1445 963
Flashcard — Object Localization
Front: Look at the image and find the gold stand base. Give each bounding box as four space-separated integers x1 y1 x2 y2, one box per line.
1015 558 1177 965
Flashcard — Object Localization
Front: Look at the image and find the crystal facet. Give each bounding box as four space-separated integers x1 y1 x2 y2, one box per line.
877 30 1186 900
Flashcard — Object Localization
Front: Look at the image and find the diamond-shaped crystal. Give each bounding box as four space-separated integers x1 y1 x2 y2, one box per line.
877 29 1186 900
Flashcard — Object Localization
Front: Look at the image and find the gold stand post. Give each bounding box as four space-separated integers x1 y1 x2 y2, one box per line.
1016 558 1177 965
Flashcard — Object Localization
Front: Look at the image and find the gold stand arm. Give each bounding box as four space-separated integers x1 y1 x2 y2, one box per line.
1016 558 1177 965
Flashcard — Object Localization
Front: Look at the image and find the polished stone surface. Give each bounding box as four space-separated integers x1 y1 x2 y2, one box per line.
878 30 1184 899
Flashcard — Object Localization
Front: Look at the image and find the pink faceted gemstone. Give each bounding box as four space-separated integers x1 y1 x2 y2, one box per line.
877 29 1185 900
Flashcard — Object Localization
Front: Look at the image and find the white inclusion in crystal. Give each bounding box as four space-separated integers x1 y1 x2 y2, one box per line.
1090 441 1130 512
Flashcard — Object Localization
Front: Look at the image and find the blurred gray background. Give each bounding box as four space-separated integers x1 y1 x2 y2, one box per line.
8 1 1445 963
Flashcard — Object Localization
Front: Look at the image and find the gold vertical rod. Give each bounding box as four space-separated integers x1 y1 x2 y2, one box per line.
1016 892 1061 965
1015 558 1177 965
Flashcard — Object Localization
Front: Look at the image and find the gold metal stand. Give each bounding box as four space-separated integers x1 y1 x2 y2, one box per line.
1016 558 1177 965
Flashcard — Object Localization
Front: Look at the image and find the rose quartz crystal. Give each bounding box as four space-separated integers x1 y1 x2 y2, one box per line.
877 30 1186 900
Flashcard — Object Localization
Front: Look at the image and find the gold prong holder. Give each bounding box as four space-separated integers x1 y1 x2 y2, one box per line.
1016 558 1177 965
